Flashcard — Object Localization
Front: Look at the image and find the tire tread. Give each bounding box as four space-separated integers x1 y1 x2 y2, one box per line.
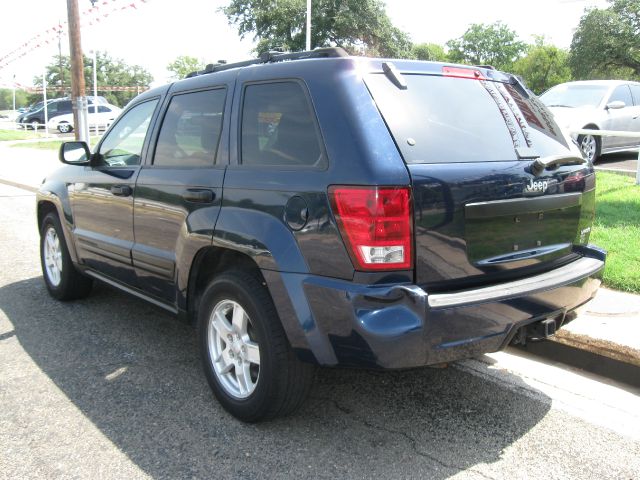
198 269 314 422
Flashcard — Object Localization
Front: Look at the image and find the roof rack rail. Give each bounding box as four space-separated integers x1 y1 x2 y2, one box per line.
185 47 348 79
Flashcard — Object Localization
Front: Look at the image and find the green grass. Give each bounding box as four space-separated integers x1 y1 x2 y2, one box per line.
0 130 45 141
591 172 640 293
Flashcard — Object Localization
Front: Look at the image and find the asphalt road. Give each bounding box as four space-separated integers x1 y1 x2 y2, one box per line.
1 182 640 480
597 152 638 173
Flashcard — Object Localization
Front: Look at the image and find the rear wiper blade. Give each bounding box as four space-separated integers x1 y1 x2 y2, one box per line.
529 154 586 176
382 62 407 90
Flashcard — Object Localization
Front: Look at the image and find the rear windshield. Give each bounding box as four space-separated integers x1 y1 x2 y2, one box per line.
366 74 517 164
540 84 608 108
365 73 568 164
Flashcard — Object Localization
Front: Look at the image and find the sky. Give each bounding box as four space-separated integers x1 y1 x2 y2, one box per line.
0 0 609 88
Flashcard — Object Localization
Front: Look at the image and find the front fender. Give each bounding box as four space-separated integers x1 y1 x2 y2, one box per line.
37 179 78 263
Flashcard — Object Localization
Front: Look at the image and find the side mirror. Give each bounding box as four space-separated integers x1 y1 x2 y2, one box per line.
59 141 91 165
606 100 625 110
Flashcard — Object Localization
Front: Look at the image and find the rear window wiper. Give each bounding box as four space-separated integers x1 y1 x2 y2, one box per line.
382 62 407 90
547 104 574 108
529 154 586 176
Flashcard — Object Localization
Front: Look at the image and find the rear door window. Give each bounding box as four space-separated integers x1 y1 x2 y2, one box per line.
153 88 226 167
240 81 325 168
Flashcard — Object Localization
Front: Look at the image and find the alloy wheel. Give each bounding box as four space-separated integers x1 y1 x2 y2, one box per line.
580 134 597 163
207 299 261 399
43 226 63 287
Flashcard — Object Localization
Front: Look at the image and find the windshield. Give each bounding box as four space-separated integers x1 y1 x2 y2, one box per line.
540 84 609 108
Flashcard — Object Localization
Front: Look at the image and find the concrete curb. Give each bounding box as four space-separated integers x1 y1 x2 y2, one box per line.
551 330 640 368
0 178 38 193
594 167 636 178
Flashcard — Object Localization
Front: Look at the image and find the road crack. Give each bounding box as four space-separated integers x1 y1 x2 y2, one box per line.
311 395 499 480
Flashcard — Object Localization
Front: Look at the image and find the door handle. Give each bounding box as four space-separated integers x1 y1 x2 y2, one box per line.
111 185 132 197
183 188 215 203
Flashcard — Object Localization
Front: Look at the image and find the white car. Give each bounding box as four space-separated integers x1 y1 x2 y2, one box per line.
540 80 640 163
47 104 122 134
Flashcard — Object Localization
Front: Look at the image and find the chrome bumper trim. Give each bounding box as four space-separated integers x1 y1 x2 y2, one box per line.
427 257 604 309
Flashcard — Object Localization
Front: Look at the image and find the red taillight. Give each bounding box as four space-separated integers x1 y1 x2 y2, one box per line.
442 66 486 80
329 186 413 271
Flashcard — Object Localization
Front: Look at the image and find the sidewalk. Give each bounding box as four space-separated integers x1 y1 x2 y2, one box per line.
0 142 59 190
1 143 638 379
554 287 640 368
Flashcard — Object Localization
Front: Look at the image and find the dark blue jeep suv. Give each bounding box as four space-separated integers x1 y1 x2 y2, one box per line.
37 48 605 421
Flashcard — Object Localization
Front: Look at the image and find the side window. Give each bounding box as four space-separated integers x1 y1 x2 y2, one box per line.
153 88 226 167
97 105 110 113
608 85 633 107
241 82 325 167
97 99 158 167
47 102 58 114
630 85 640 106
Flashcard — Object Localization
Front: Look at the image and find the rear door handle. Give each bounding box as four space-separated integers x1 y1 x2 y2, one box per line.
111 185 132 197
183 188 215 203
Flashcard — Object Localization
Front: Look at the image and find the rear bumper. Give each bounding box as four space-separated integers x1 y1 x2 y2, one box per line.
264 247 606 369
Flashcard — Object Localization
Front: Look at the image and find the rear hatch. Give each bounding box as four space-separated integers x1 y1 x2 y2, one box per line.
365 64 595 290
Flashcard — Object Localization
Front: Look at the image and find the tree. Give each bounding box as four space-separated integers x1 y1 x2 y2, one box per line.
446 22 527 70
512 37 572 94
221 0 413 58
569 0 640 79
0 88 28 110
412 43 447 62
33 52 154 107
167 56 206 80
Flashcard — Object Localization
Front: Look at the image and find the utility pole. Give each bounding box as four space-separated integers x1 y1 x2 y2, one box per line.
67 0 89 142
305 0 311 51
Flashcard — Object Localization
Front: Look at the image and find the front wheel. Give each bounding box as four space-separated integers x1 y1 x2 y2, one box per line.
578 132 601 163
40 212 93 300
30 120 40 131
197 270 314 422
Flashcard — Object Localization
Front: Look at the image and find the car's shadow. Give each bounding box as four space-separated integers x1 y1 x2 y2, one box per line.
1 277 552 479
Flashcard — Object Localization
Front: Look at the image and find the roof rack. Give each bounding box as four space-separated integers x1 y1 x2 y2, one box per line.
185 47 349 79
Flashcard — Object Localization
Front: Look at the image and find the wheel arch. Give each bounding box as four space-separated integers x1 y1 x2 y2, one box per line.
184 245 315 363
186 246 264 325
37 188 79 264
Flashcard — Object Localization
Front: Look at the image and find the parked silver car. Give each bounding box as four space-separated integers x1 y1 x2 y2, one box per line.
540 80 640 162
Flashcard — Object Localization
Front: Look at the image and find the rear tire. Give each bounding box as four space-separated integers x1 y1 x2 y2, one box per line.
578 131 601 163
40 212 93 300
197 269 314 422
57 123 72 134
